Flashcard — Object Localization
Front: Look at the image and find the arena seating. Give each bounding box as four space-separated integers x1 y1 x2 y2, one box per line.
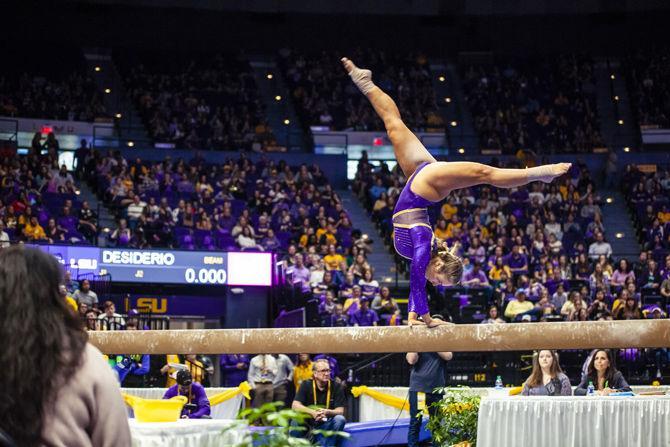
461 55 605 154
118 51 274 151
278 48 444 132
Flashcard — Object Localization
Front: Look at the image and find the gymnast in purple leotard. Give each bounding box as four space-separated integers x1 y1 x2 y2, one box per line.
392 162 447 319
342 56 572 327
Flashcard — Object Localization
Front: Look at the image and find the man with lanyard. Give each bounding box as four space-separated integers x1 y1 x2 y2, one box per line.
162 370 211 419
406 319 453 447
292 359 347 446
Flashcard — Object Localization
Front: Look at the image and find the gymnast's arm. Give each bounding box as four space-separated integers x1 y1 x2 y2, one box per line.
408 228 433 319
414 161 572 200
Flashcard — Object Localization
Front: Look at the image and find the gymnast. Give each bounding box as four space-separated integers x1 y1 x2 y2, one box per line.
341 57 571 327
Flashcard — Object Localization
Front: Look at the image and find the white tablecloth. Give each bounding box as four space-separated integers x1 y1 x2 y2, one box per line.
122 388 244 419
129 419 248 447
357 386 669 422
477 395 670 447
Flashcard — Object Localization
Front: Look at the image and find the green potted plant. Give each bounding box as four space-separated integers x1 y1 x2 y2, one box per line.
426 388 481 447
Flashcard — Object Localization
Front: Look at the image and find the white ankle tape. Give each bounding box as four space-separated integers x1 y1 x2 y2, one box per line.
526 165 556 183
349 68 376 95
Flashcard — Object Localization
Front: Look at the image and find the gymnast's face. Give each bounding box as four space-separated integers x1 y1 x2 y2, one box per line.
425 262 452 286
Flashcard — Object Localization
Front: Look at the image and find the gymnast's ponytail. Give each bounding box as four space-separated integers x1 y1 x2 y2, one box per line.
430 240 464 285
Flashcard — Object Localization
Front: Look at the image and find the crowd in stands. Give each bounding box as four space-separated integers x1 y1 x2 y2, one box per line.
622 164 670 252
278 48 443 132
627 51 670 128
354 151 670 325
79 149 400 326
120 52 275 151
0 52 107 121
462 55 605 153
0 146 98 245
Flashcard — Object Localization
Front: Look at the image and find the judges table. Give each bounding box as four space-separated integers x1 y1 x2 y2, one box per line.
477 395 670 447
129 419 247 447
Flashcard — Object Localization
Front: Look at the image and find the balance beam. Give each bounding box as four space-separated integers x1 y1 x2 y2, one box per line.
89 320 670 354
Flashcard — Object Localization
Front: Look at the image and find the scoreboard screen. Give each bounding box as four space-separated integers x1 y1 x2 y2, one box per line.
32 245 274 286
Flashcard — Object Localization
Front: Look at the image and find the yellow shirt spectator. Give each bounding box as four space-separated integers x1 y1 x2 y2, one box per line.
658 211 670 224
489 265 512 281
441 203 458 220
434 226 449 240
324 253 345 271
446 222 462 238
504 299 534 319
24 221 46 240
293 360 313 389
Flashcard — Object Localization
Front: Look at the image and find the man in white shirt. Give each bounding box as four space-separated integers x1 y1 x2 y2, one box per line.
126 195 147 223
588 232 612 260
248 354 278 408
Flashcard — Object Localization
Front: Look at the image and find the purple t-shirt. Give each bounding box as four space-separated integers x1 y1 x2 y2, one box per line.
349 309 379 326
162 382 211 418
463 269 488 285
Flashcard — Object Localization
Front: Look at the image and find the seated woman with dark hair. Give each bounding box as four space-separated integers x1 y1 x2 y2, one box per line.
521 350 572 396
574 349 632 396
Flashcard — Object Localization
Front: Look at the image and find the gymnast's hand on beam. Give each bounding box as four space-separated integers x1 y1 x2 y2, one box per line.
407 318 426 327
426 317 454 328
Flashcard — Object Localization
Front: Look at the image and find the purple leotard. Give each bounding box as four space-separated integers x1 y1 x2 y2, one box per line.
392 162 436 316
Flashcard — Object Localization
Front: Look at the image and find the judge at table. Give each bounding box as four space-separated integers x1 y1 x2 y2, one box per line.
163 370 211 418
574 349 632 396
521 350 572 396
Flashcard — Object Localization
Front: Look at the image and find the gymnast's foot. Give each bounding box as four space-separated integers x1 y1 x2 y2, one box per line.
534 163 572 183
341 57 376 95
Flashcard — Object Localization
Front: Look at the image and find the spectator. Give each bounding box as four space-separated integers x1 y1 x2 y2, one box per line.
566 294 588 321
358 268 380 299
23 216 47 241
184 354 207 384
349 298 379 327
112 321 150 387
0 246 130 445
638 259 662 292
574 349 631 396
588 232 612 260
323 245 347 273
611 258 635 289
292 354 313 390
481 305 505 324
328 304 349 327
97 300 126 330
248 354 278 408
504 290 535 321
290 255 311 293
613 295 643 320
462 261 491 288
163 370 211 419
505 245 529 276
371 286 401 321
521 350 572 396
343 285 363 314
219 354 250 387
291 359 347 446
237 226 262 251
73 279 99 309
587 289 612 321
406 348 453 447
